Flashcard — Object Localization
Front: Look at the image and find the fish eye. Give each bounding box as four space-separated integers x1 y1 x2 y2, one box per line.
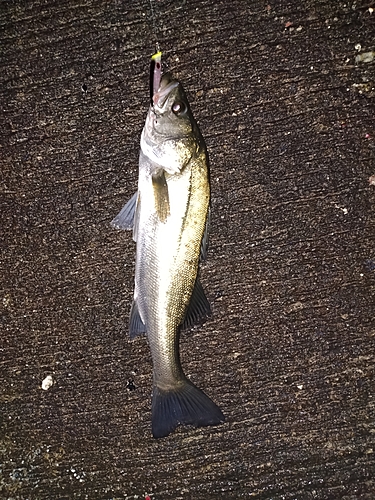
172 101 186 115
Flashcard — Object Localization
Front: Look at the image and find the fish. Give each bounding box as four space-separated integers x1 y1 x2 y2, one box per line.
112 53 224 438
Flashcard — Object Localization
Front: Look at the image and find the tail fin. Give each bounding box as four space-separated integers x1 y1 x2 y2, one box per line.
152 380 225 438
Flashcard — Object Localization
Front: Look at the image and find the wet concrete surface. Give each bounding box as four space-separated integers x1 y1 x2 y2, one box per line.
1 0 375 498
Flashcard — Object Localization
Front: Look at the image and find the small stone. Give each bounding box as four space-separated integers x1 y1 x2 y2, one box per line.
41 375 54 391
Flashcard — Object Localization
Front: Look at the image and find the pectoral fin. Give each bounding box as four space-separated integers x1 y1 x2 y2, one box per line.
152 171 170 222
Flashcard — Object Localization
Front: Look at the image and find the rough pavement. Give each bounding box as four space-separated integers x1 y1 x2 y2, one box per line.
1 1 375 498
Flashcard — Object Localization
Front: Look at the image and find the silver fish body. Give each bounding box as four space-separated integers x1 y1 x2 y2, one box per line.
112 73 224 438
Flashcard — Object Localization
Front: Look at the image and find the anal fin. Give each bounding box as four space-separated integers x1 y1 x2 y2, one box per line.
129 300 147 339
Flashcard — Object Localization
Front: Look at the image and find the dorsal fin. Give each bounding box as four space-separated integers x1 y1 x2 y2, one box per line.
181 278 211 330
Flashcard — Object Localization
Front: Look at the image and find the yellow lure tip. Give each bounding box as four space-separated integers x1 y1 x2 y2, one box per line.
151 51 162 61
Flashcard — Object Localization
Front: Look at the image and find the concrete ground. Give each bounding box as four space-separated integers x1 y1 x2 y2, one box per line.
1 0 374 498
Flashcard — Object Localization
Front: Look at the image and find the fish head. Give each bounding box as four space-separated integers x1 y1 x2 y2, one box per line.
152 73 193 136
141 73 201 175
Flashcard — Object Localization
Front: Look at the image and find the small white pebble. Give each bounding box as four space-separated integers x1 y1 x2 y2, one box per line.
42 375 54 391
355 43 362 51
355 51 375 64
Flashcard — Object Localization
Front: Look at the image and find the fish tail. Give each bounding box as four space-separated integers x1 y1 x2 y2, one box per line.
151 380 225 438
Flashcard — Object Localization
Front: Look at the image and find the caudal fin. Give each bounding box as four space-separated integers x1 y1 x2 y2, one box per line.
152 380 225 438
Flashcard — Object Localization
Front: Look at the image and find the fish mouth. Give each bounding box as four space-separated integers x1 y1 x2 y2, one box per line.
153 74 179 107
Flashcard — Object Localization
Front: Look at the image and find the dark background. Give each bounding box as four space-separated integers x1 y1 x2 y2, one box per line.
1 1 375 498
